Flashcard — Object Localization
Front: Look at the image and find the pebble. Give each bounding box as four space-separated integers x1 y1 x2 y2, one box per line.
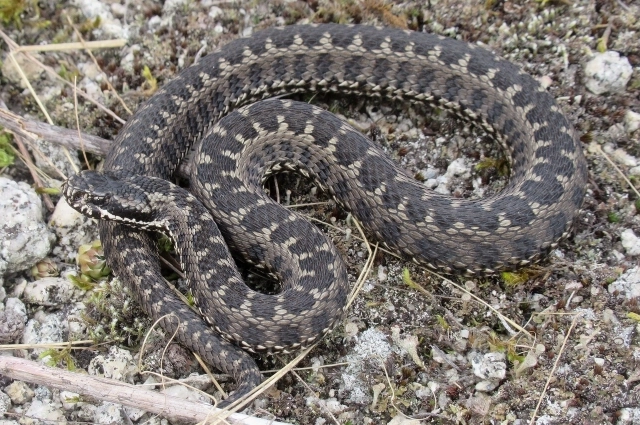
470 352 506 380
0 52 44 87
608 267 640 299
22 311 65 355
584 51 632 94
24 399 66 424
621 229 640 256
625 110 640 134
0 391 10 415
88 346 137 383
475 380 498 392
0 298 27 343
49 198 97 264
617 407 640 424
387 415 421 425
4 381 34 405
23 277 76 306
160 385 211 404
0 177 55 276
94 401 124 424
73 0 129 39
341 328 393 404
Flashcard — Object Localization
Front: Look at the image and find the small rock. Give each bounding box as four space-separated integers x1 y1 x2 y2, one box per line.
608 267 640 299
621 229 640 256
94 401 124 424
387 415 421 425
73 0 129 39
475 380 497 392
465 392 492 416
4 381 34 405
377 265 388 282
625 110 640 134
24 399 66 424
538 75 553 89
1 52 44 87
0 177 56 275
208 6 223 19
307 397 346 414
88 346 137 383
22 311 65 347
470 352 506 380
617 407 640 424
49 198 96 264
584 51 633 94
23 277 76 306
59 391 82 410
391 327 424 368
160 385 211 404
0 391 10 414
110 2 126 17
611 148 638 167
0 298 27 343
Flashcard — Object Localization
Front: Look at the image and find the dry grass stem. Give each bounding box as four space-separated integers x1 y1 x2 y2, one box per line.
529 312 582 425
14 39 127 53
593 143 640 198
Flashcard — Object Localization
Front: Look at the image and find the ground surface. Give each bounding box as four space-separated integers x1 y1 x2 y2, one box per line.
0 0 639 424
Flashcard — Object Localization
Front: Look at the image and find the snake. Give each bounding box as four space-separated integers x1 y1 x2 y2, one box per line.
62 24 588 405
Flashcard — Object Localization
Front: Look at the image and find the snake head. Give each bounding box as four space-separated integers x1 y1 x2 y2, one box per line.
63 171 154 225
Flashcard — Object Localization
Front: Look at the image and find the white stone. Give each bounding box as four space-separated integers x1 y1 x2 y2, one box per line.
162 0 187 13
208 6 223 19
23 277 76 306
618 408 640 424
1 52 44 87
470 352 506 380
4 379 34 405
621 229 640 256
88 346 137 383
584 51 632 95
22 312 65 353
611 148 638 167
387 415 421 425
94 402 124 424
475 380 497 392
0 177 55 275
25 399 66 424
160 385 211 404
608 267 640 299
59 391 82 410
110 2 126 17
0 391 10 414
72 0 128 39
625 110 640 133
49 198 96 264
0 298 27 343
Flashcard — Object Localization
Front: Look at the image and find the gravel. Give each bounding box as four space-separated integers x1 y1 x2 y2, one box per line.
0 0 639 424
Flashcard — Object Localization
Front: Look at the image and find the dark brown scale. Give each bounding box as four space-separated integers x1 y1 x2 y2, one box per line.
65 24 588 405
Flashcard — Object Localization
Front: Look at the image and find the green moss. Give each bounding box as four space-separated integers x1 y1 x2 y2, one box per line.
607 212 620 223
142 65 158 94
84 278 149 346
0 130 16 167
476 157 509 176
501 270 529 287
0 0 28 27
39 347 76 371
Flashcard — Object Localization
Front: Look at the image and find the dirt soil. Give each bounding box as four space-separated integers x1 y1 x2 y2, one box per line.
1 0 639 424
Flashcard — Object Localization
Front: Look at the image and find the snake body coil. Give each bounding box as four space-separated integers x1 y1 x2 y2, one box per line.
63 24 588 404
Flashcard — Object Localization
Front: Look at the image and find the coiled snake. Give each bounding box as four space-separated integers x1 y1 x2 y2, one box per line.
63 24 588 405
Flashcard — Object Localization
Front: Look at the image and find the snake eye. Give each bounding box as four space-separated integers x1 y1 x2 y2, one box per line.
68 191 84 206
